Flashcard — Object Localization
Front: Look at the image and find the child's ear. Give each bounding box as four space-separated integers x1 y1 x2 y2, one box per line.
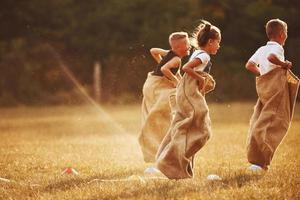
279 30 286 39
279 31 284 37
278 33 284 42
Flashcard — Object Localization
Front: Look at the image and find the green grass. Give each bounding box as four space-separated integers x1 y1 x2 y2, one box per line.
0 103 299 200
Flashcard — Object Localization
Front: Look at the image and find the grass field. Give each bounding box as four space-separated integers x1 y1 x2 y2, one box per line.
0 103 299 200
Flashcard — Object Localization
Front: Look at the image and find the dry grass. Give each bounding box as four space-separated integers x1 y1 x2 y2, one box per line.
0 103 299 200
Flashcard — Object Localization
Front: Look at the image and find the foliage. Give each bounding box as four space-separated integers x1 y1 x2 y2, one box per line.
0 0 299 105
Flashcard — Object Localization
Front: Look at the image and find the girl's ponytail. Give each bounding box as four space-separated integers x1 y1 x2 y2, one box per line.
191 20 220 48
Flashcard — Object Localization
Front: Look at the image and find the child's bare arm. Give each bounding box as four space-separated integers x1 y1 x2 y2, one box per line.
182 58 206 88
268 54 292 69
175 71 182 80
161 57 181 85
150 48 168 63
245 61 260 76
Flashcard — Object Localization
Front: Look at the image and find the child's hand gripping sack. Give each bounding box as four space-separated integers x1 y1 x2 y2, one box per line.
198 72 216 95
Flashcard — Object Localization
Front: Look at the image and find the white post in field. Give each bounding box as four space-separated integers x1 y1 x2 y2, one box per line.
93 62 102 103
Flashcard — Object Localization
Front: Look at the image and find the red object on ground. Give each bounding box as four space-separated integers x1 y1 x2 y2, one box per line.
61 167 79 175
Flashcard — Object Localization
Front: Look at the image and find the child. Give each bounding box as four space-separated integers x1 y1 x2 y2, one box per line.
245 19 299 171
138 32 190 163
156 20 221 179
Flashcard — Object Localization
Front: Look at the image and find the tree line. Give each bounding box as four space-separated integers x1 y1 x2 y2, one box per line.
0 0 299 106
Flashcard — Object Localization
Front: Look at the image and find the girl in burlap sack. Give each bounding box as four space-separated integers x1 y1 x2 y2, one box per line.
156 20 221 179
139 32 191 163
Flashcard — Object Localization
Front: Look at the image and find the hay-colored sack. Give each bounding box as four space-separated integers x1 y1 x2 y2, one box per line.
247 68 299 169
156 72 215 179
138 72 176 162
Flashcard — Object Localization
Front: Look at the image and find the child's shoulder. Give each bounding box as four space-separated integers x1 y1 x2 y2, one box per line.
190 50 210 63
192 49 209 57
253 44 267 54
255 41 283 53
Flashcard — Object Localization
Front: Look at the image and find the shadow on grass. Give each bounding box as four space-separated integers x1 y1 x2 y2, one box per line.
86 173 264 200
205 172 263 190
88 180 176 200
41 169 142 193
40 171 263 199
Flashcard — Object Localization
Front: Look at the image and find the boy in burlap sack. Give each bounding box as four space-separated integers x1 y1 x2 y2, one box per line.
245 19 299 171
139 32 191 163
156 20 221 179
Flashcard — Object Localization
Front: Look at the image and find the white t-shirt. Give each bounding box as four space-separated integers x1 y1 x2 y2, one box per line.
248 41 285 75
189 50 210 72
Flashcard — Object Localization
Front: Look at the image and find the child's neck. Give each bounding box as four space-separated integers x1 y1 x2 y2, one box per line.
199 47 210 54
270 38 283 46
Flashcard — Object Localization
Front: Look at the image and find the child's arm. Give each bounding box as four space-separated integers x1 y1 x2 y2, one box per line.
150 48 168 63
182 58 206 89
161 57 181 85
245 61 260 76
175 71 182 80
268 54 292 69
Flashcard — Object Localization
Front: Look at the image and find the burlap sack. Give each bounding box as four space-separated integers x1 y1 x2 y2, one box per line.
199 72 216 95
156 72 215 179
138 72 176 162
247 68 299 169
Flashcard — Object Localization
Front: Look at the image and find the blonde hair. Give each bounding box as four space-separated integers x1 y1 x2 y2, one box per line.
191 20 221 48
265 18 287 39
168 32 188 46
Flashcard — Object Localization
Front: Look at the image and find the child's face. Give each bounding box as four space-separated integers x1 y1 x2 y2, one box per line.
174 38 191 57
207 37 221 55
